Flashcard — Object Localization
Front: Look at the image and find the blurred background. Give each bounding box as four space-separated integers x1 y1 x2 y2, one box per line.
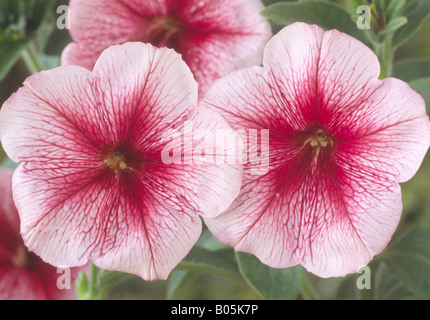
0 0 429 300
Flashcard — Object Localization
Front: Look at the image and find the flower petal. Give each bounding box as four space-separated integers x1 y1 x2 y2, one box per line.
0 168 20 259
178 0 272 95
0 66 103 163
315 28 381 131
262 23 324 126
202 66 308 135
91 170 204 280
145 106 243 218
336 78 430 183
205 149 403 277
62 0 272 96
14 159 203 280
92 42 198 147
62 0 149 68
0 266 47 300
61 42 100 70
262 23 381 130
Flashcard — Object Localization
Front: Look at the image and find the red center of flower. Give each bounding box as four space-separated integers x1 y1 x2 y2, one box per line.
101 141 146 173
146 15 184 49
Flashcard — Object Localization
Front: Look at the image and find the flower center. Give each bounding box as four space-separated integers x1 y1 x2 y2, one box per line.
308 129 331 148
105 151 128 173
147 15 183 49
101 141 146 173
11 245 28 269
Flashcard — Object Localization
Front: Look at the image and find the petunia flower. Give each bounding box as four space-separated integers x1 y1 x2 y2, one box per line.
61 0 272 96
200 23 430 278
0 167 82 300
0 42 242 281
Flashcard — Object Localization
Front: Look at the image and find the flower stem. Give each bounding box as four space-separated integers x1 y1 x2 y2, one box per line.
376 36 393 79
88 263 99 299
79 264 133 300
21 43 43 74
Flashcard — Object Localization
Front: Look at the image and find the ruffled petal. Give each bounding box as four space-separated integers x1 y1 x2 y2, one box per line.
336 78 430 182
0 168 20 261
178 0 271 95
62 0 271 96
0 266 47 300
62 0 149 68
92 42 198 147
0 66 103 163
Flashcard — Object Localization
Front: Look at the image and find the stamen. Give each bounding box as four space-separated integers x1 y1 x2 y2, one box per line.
316 130 327 142
105 151 128 172
148 15 182 48
304 129 332 150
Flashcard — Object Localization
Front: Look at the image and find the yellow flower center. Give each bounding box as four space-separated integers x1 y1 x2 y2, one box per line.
310 129 330 148
105 151 127 172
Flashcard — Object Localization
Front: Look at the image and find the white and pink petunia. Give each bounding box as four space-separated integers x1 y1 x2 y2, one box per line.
0 168 83 300
200 22 430 278
0 42 242 281
61 0 272 96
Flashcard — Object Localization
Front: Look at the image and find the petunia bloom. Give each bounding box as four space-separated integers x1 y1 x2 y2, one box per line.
0 42 242 281
200 23 430 278
61 0 272 96
0 167 82 300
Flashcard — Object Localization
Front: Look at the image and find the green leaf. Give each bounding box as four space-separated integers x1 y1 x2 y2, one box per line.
0 0 55 36
196 229 229 252
379 16 408 36
374 0 386 16
386 0 406 22
380 227 430 300
74 272 90 300
336 275 360 300
97 269 133 299
0 38 30 80
166 270 199 300
392 58 430 82
409 78 430 116
235 252 303 300
373 263 415 300
261 1 372 48
0 0 55 79
177 247 242 280
262 0 296 7
393 0 430 47
348 0 368 10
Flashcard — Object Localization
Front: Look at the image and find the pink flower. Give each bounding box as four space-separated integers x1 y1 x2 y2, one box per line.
61 0 272 96
0 168 82 300
0 42 242 280
200 23 430 277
